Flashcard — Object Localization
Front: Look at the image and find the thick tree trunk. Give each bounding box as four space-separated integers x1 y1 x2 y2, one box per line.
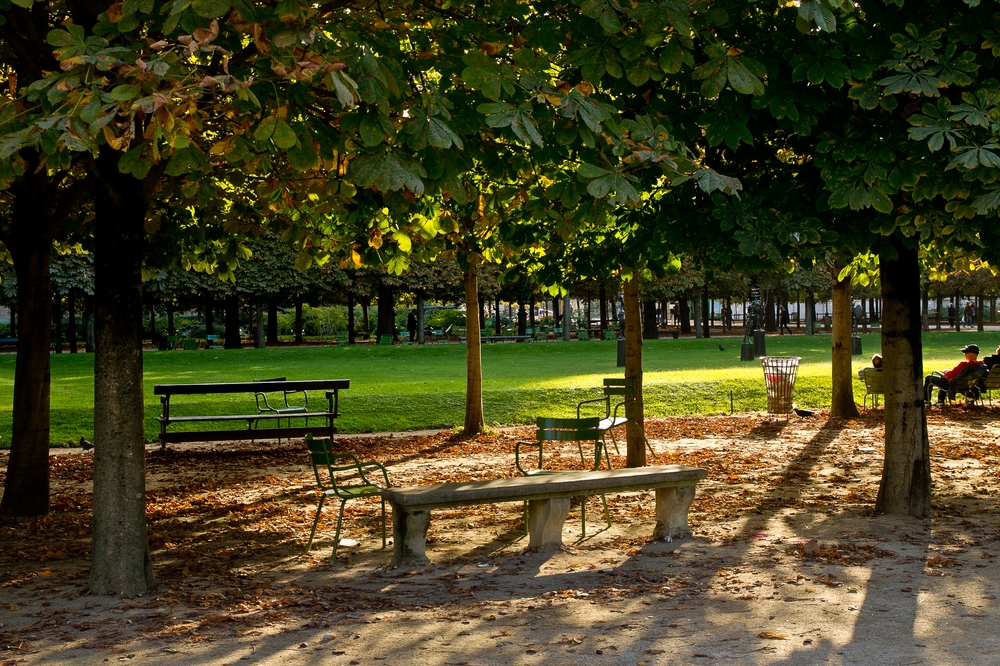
876 241 930 517
89 153 156 595
495 294 503 336
463 266 485 435
642 300 658 339
267 302 279 344
623 276 645 468
679 298 691 334
599 285 608 333
376 280 395 338
255 299 266 348
224 295 241 349
53 294 62 354
830 262 859 417
0 172 56 517
562 294 571 341
702 286 711 338
347 293 356 344
805 293 815 336
68 292 77 353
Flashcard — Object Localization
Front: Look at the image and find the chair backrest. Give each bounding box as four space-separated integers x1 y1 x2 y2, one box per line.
952 365 987 392
603 377 635 398
378 334 393 345
535 416 602 442
305 434 382 495
603 330 615 341
862 367 884 394
577 330 590 341
984 369 1000 390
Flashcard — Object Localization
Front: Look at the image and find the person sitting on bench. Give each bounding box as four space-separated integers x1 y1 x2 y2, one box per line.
924 344 985 407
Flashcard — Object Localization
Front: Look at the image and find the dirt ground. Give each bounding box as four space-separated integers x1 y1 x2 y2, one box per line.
4 408 1000 665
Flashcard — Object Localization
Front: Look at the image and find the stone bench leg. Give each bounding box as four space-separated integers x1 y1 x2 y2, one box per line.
527 497 571 548
389 503 431 568
653 485 697 540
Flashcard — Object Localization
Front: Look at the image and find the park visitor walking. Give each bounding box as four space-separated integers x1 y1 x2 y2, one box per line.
779 306 792 336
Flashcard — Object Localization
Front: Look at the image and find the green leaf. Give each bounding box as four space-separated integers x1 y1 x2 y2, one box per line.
118 145 151 179
271 119 297 150
191 0 231 18
726 58 764 95
659 40 687 74
253 116 278 143
10 0 34 7
578 163 610 178
110 84 140 102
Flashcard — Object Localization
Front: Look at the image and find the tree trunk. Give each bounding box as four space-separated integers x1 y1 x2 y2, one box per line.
166 303 175 336
876 240 930 517
85 295 95 353
267 302 279 344
89 152 156 595
255 299 266 348
347 293 356 344
463 266 485 435
294 300 303 343
417 293 425 344
68 292 77 353
495 294 502 335
0 172 56 517
224 294 241 349
517 283 527 336
642 299 658 339
599 285 608 333
376 280 395 338
53 294 63 354
702 285 711 338
623 276 645 468
563 294 571 341
830 262 859 417
679 298 691 334
805 292 815 336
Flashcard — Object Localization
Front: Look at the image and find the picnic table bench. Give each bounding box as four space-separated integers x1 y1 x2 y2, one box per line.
383 464 707 567
154 379 349 449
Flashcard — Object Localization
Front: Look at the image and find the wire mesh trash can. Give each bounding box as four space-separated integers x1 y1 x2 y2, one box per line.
761 356 801 415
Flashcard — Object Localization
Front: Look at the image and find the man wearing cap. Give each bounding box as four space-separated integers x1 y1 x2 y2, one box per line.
924 344 986 407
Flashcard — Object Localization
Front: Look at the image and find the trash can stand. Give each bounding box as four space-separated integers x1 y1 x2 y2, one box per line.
761 356 801 415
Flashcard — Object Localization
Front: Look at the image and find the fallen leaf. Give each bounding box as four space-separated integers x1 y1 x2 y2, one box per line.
758 631 789 640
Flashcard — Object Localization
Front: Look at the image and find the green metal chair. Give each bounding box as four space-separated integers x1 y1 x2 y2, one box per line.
945 365 988 405
983 369 1000 404
577 378 655 458
861 367 884 409
603 330 616 341
378 334 393 345
515 416 611 538
576 330 590 341
305 434 390 563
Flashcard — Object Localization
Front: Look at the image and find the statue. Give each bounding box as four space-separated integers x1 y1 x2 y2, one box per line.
743 287 764 344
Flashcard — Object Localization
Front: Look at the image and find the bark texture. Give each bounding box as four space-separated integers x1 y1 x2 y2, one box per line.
830 262 859 417
875 241 930 517
463 266 485 435
88 149 156 595
623 277 645 468
0 168 56 517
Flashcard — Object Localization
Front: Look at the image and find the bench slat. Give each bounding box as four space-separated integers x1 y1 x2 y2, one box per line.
154 379 349 395
159 425 335 443
157 411 335 423
384 465 707 510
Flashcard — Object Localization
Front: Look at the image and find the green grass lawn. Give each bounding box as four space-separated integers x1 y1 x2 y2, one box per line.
0 330 995 447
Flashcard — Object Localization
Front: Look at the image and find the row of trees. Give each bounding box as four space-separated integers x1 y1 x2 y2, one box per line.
2 0 1000 594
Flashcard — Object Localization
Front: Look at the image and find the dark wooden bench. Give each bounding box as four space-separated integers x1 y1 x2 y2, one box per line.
383 464 707 567
481 335 534 343
154 379 349 449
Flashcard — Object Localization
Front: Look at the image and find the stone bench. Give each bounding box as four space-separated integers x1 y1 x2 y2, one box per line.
382 465 708 567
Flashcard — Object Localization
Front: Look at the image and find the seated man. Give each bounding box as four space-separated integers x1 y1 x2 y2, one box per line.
924 344 986 407
858 353 882 380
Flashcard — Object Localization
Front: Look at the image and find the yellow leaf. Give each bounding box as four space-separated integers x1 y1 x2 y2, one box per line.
758 631 788 640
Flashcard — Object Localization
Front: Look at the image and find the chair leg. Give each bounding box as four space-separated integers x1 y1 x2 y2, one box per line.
523 500 528 535
331 498 348 563
307 494 327 552
580 494 586 538
380 497 387 550
607 429 621 455
601 493 610 527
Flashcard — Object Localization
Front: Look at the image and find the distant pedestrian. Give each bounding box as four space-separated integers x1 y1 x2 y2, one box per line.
779 306 792 336
407 309 417 344
948 303 956 327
